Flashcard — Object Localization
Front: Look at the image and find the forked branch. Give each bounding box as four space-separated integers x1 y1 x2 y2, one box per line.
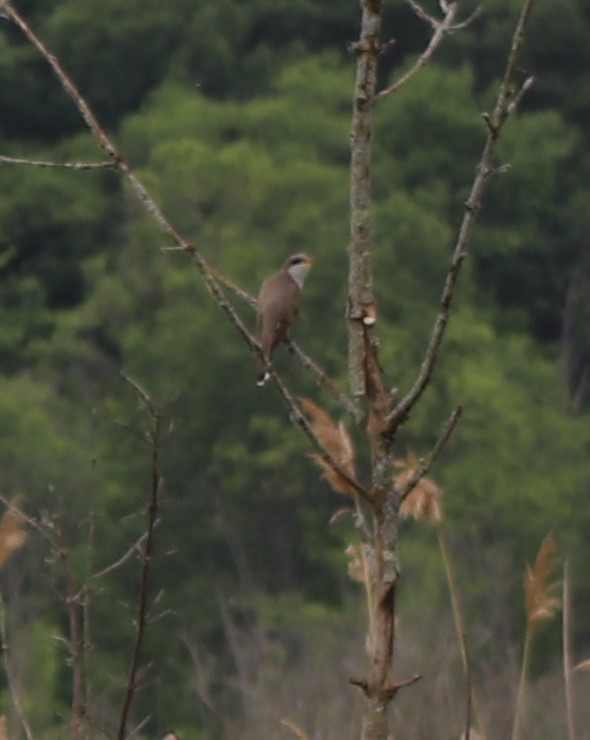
1 1 359 426
116 376 166 740
377 1 480 100
397 406 463 502
385 0 537 433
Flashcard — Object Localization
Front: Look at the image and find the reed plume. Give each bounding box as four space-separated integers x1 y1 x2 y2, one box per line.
512 533 561 740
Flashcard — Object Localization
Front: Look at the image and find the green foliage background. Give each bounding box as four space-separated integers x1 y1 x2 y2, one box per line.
1 0 590 736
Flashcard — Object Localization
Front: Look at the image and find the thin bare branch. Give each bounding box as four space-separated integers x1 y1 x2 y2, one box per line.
405 0 435 26
385 0 537 432
451 7 483 32
83 534 148 587
507 75 535 116
0 155 115 169
270 371 372 502
0 3 260 365
286 338 364 422
208 265 257 311
120 373 155 415
398 406 462 502
280 718 311 740
0 495 55 546
0 589 35 740
378 2 459 99
125 714 151 738
117 392 165 740
3 2 361 432
65 567 85 737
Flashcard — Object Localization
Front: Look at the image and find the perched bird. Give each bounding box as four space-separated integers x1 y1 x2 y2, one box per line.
256 253 313 386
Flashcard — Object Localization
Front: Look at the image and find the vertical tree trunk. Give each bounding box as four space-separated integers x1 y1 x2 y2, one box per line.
346 0 538 734
348 2 402 737
360 439 401 740
348 0 383 399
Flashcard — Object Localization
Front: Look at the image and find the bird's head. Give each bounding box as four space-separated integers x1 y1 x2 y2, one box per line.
283 253 313 288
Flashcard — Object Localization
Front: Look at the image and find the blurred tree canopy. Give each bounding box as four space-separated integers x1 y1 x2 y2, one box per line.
1 0 590 736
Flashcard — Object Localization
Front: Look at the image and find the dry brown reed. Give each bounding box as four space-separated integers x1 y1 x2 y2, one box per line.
300 398 358 498
0 498 27 569
512 533 561 740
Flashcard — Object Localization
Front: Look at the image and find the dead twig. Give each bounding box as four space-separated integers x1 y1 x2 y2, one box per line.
3 2 360 428
0 589 35 740
398 406 463 502
116 377 167 740
0 155 115 169
272 373 372 502
385 0 537 433
378 2 464 100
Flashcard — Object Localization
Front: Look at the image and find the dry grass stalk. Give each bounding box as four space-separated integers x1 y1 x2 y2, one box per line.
562 560 576 740
524 533 561 630
300 398 357 497
346 544 367 585
461 730 482 740
396 458 490 740
280 718 311 739
345 543 377 652
0 498 27 569
345 543 376 587
396 451 443 524
512 533 561 740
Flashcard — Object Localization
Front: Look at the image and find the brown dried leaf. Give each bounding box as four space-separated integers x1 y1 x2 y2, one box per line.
310 454 358 497
337 421 355 475
396 451 444 524
301 398 358 496
0 498 27 569
328 507 353 525
573 657 590 672
525 533 561 629
345 544 368 585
